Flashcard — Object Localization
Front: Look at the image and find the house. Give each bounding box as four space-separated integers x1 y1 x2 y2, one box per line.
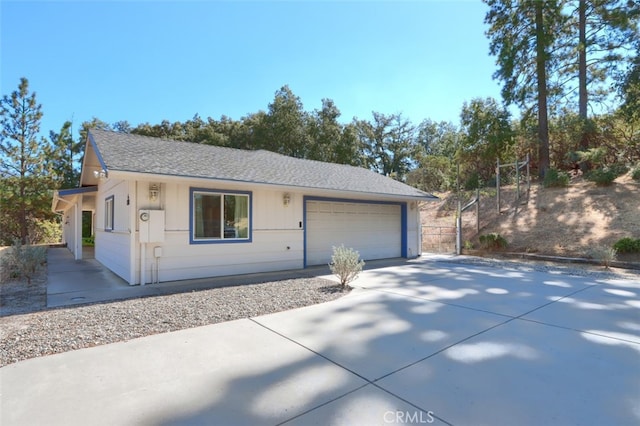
52 129 437 285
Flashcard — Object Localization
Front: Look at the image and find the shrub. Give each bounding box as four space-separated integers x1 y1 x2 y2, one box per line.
478 233 508 250
329 244 365 288
612 237 640 254
543 169 570 188
585 167 617 186
588 246 617 269
632 165 640 181
0 239 47 284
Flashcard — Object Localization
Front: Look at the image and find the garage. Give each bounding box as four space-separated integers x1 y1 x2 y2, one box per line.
305 199 404 266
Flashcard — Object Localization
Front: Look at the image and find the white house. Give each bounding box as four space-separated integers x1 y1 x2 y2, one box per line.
52 129 437 285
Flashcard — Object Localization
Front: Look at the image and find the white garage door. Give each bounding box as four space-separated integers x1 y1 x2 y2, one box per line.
306 200 402 266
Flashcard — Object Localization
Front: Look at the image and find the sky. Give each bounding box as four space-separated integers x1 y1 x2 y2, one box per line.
1 0 503 140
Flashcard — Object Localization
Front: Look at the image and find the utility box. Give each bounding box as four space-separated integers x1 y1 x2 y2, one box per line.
139 210 165 243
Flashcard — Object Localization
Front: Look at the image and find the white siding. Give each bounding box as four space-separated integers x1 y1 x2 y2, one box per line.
131 181 305 283
94 179 131 282
91 174 421 284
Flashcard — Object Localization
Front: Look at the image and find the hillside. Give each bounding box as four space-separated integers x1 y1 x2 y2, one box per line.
420 172 640 263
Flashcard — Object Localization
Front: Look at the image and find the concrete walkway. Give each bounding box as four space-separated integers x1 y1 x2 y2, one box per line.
3 255 639 425
46 247 337 308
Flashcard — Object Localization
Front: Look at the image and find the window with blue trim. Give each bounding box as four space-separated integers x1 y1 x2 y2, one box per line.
192 190 250 242
105 195 114 231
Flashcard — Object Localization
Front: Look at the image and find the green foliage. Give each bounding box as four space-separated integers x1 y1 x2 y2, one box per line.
588 246 617 269
459 97 514 185
0 239 47 285
632 165 640 181
1 78 60 245
543 169 570 188
612 237 640 254
576 147 607 167
463 172 481 190
478 233 508 250
356 112 416 181
83 237 95 246
329 245 365 288
406 155 456 192
30 219 62 245
585 167 619 186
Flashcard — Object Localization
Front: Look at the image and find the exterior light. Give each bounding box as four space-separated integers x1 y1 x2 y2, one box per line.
283 193 291 206
149 184 159 201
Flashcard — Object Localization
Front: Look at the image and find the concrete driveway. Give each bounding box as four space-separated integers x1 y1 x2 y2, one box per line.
1 257 639 425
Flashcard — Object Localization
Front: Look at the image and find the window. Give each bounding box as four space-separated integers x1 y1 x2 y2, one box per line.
191 189 251 243
105 195 114 231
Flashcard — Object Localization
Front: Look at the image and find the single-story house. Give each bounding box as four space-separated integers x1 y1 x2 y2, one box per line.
52 129 437 285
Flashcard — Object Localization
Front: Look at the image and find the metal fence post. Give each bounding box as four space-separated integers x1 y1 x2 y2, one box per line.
496 158 500 214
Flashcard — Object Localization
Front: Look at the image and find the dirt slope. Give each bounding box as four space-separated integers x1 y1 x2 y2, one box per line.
421 172 640 262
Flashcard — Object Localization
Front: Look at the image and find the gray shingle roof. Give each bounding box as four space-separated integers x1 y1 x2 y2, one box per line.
88 129 436 199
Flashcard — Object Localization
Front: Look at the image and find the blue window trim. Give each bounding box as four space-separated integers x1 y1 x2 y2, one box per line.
303 195 407 268
105 195 114 232
189 187 253 244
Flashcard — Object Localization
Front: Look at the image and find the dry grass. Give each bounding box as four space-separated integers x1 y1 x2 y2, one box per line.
422 172 640 262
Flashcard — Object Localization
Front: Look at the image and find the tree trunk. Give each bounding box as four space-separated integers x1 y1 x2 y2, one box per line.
578 0 589 151
535 1 550 179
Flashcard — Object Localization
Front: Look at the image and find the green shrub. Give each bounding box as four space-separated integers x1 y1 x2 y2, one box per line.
589 246 617 269
612 237 640 254
464 172 481 191
543 169 570 188
478 233 508 250
585 167 617 186
329 244 365 288
0 239 47 284
631 165 640 181
30 218 62 244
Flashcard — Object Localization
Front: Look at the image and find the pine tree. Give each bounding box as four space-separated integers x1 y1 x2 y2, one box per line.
0 78 57 244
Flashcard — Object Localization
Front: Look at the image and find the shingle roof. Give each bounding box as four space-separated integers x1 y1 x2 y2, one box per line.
88 129 436 199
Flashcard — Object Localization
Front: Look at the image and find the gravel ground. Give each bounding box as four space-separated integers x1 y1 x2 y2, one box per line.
0 278 346 367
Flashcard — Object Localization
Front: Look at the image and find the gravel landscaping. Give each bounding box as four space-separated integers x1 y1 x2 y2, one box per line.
0 277 347 367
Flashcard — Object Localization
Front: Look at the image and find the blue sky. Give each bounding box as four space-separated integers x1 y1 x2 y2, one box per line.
2 0 502 139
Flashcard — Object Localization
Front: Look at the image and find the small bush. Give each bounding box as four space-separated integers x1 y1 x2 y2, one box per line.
631 165 640 181
478 233 508 250
329 244 365 288
612 237 640 254
543 169 570 188
589 245 617 269
0 239 47 284
585 167 617 186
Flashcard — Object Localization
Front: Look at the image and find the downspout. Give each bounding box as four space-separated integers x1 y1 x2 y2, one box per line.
75 195 82 260
129 181 137 285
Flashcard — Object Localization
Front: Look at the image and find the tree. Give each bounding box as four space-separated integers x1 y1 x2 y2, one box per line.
459 97 514 186
356 112 416 180
263 85 310 158
618 44 640 122
484 0 566 178
0 78 57 244
407 119 460 192
49 121 82 189
307 99 363 165
563 0 639 150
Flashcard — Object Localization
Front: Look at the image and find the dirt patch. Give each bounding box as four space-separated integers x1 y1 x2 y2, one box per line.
422 173 640 263
0 269 47 316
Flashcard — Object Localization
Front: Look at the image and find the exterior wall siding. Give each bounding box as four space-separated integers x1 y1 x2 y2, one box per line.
94 179 131 282
130 180 305 283
91 175 422 284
